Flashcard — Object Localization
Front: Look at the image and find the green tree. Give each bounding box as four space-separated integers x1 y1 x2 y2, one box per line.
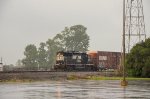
22 44 38 70
37 42 48 70
69 25 89 51
46 39 63 68
126 38 150 77
55 25 89 52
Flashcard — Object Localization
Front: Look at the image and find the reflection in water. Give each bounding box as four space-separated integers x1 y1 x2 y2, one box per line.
0 80 150 99
122 86 127 99
56 82 62 99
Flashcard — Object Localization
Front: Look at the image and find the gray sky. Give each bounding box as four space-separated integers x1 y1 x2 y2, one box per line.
0 0 150 65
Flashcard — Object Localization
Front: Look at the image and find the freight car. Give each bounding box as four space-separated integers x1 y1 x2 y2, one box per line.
54 51 99 71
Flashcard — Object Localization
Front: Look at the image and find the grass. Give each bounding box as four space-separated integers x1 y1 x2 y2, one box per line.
67 75 150 80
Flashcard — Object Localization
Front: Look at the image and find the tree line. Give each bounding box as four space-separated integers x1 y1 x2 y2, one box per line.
21 25 89 70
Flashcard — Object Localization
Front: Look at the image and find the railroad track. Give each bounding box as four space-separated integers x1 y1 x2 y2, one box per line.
0 70 114 73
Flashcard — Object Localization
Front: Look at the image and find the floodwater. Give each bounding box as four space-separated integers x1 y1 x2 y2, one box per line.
0 80 150 99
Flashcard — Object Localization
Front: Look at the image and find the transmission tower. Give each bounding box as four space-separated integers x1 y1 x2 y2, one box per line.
125 0 146 53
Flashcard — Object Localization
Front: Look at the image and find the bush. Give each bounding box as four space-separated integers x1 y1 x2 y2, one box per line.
126 38 150 78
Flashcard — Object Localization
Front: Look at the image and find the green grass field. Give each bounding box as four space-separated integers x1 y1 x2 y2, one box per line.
67 75 150 80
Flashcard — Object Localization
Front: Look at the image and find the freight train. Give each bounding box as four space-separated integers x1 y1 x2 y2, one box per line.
54 51 99 71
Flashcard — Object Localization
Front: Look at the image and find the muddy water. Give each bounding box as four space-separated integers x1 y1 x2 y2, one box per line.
0 80 150 99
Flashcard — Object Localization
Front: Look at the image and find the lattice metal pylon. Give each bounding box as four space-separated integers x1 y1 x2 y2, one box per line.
125 0 146 53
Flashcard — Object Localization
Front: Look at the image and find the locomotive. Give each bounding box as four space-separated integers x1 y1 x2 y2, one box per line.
54 51 99 71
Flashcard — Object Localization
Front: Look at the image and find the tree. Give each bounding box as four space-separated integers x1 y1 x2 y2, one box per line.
22 44 38 70
37 42 48 70
54 25 89 52
46 39 63 68
69 25 89 51
126 38 150 77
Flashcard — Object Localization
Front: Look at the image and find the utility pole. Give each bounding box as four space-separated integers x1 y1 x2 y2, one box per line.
121 0 128 86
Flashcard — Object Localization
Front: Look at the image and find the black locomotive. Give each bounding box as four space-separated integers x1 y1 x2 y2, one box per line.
54 51 98 71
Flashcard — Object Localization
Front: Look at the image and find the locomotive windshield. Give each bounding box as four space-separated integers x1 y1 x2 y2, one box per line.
56 53 64 61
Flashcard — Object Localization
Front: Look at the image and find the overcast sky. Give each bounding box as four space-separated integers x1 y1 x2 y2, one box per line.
0 0 150 65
